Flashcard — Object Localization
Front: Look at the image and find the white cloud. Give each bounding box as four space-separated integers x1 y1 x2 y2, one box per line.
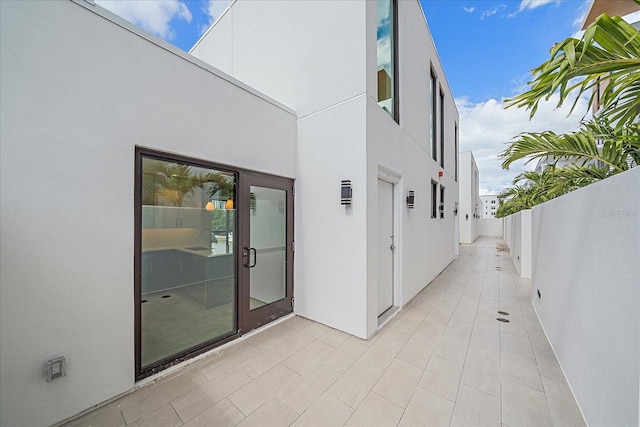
463 6 476 13
96 0 192 39
509 0 561 17
481 7 499 19
203 0 231 28
456 93 590 194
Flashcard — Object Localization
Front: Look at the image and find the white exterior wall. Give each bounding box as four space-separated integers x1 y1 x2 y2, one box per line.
192 0 458 338
478 217 503 236
458 151 480 243
0 2 296 426
531 168 640 426
503 210 532 278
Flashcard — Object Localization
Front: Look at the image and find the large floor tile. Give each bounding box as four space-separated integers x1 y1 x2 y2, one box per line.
399 388 454 427
450 384 501 427
344 392 403 427
277 365 341 414
419 355 463 402
460 354 501 398
291 393 354 427
327 362 385 409
229 364 299 416
541 375 587 427
502 379 553 427
235 398 298 427
181 399 246 427
372 359 423 408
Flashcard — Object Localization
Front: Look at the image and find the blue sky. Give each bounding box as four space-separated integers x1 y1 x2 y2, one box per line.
97 0 593 194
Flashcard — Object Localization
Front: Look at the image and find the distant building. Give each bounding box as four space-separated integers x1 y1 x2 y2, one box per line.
481 194 500 218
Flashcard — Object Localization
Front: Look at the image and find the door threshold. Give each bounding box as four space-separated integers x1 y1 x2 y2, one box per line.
377 306 399 327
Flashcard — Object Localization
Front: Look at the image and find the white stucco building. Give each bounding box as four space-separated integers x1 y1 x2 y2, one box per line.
458 151 480 243
481 194 499 218
0 1 459 425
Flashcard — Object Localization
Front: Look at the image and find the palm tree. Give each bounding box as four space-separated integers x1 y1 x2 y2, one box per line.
506 13 640 130
496 13 639 216
500 117 640 173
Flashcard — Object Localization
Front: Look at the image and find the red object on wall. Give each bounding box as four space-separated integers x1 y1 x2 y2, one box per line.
438 171 443 177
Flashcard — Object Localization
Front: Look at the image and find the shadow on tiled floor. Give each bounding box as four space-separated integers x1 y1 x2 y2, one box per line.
66 237 586 426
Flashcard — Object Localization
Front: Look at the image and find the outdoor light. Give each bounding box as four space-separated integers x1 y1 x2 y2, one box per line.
454 202 459 216
406 190 415 209
225 198 234 210
341 180 352 205
205 201 215 211
466 213 469 220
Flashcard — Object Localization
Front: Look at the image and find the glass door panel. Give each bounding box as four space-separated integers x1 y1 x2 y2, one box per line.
249 187 287 310
241 174 293 332
137 152 237 376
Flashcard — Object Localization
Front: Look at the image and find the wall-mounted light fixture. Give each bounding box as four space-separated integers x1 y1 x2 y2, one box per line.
341 180 352 205
406 190 415 209
225 198 234 210
205 201 215 211
465 213 469 220
454 202 459 216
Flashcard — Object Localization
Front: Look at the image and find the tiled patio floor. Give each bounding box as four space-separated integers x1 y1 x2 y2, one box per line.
66 237 586 426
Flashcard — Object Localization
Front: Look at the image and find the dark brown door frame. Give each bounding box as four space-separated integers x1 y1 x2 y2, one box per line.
237 170 294 335
134 146 294 380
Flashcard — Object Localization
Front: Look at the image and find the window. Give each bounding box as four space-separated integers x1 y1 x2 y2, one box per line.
430 69 437 161
440 88 445 168
431 180 438 218
454 123 458 181
377 0 397 121
440 186 445 219
136 150 237 378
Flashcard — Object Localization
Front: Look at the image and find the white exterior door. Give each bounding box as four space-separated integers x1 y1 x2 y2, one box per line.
377 179 394 317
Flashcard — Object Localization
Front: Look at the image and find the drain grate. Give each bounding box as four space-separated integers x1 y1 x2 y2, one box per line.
497 311 510 316
161 295 171 299
497 318 510 323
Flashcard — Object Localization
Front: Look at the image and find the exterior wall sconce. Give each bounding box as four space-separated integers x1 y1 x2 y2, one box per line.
341 180 352 205
465 213 469 220
225 198 234 210
454 202 459 216
406 190 415 209
205 201 215 211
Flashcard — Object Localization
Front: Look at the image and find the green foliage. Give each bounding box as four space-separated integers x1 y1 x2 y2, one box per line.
506 14 640 130
497 13 639 217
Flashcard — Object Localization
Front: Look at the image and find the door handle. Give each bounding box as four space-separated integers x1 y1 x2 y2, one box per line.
244 247 257 268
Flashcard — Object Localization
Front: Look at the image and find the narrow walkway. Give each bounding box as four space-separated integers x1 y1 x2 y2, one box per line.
67 237 585 426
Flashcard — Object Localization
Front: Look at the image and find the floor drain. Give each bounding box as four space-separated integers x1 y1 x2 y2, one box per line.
141 299 148 303
161 295 171 299
497 311 510 316
497 318 510 323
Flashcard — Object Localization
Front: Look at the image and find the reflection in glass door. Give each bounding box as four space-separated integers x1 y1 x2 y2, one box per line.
241 175 294 332
136 150 238 378
248 187 286 309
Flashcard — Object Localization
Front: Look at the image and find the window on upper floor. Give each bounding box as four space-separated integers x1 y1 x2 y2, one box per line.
439 88 445 168
454 123 458 182
431 180 438 219
377 0 398 122
430 69 437 161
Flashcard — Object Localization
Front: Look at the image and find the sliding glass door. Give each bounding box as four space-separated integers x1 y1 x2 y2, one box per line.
135 149 294 379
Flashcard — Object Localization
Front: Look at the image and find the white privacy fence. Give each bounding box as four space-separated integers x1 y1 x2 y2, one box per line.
503 168 640 426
